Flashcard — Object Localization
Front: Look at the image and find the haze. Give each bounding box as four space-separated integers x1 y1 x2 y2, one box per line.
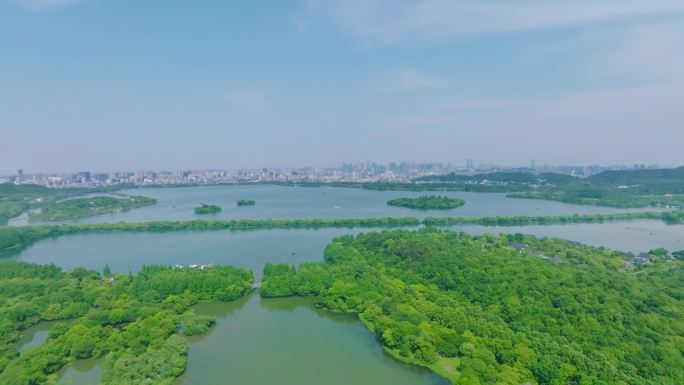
2 0 684 174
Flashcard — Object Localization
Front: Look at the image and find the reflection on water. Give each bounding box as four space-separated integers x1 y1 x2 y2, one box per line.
175 293 448 385
57 357 102 385
16 320 59 353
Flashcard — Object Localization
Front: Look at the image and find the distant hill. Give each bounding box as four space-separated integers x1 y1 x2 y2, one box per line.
0 183 53 198
587 166 684 186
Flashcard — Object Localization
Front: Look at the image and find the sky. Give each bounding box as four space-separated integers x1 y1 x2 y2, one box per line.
1 0 684 174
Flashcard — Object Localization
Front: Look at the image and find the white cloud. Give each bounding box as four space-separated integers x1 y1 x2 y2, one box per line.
14 0 80 10
303 0 684 43
602 21 684 84
357 17 684 163
221 89 270 110
363 80 683 164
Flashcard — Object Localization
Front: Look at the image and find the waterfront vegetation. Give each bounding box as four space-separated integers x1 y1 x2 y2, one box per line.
421 210 684 226
0 203 26 227
28 196 156 222
236 200 256 207
259 230 684 385
0 262 253 385
507 190 684 209
194 204 221 215
1 211 683 254
0 183 134 226
387 196 465 210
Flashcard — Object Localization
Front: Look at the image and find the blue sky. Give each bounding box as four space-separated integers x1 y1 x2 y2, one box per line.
2 0 684 173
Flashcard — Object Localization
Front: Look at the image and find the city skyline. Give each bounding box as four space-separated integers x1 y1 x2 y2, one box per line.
2 1 684 173
2 160 669 187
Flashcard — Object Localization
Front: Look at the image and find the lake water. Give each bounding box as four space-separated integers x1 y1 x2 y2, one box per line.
175 294 448 385
23 185 658 225
9 221 684 281
51 295 447 385
57 357 102 385
16 321 59 353
3 185 683 385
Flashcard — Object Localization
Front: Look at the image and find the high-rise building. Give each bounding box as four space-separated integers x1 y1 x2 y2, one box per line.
466 158 474 169
530 159 536 170
17 169 24 183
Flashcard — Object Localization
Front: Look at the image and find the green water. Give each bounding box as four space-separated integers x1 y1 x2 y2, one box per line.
175 294 448 385
48 295 448 385
56 357 102 385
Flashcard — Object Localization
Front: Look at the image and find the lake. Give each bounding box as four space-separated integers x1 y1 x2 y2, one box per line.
50 295 448 385
3 185 682 385
16 320 59 353
10 221 684 281
57 357 102 385
23 184 658 225
175 294 448 385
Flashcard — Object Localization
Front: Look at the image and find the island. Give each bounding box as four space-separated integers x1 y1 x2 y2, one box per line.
28 195 156 222
194 204 222 214
236 199 256 207
387 195 465 210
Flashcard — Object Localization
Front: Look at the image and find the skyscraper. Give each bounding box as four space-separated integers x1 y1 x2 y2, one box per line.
17 169 24 183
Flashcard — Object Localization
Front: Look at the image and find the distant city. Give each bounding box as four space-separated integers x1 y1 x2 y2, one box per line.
1 161 659 187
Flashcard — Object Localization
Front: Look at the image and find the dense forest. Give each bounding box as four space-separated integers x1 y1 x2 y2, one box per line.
28 196 156 222
194 204 221 214
1 229 684 384
0 262 253 385
387 196 465 210
1 210 683 254
259 230 684 385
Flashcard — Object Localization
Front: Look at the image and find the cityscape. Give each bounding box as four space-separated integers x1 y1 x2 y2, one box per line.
2 161 658 187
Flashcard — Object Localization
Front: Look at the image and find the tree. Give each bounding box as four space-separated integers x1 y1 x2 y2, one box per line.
103 264 112 278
